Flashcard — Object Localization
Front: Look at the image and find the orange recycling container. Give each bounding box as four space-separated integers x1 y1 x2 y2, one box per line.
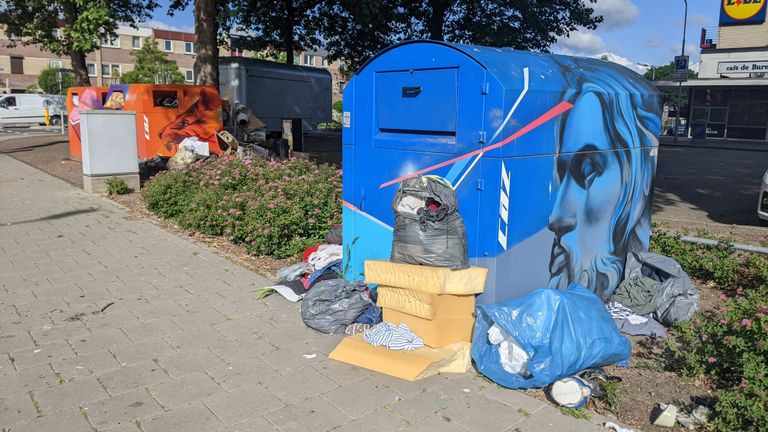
67 84 224 161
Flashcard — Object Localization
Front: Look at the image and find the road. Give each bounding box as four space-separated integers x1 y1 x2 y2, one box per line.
654 143 768 243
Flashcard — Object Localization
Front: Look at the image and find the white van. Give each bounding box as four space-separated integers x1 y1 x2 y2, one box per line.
0 94 67 126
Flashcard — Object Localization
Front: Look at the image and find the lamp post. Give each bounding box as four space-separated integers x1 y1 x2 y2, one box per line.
674 0 688 144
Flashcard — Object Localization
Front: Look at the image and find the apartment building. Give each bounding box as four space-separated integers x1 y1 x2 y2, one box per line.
0 25 197 94
1 25 346 103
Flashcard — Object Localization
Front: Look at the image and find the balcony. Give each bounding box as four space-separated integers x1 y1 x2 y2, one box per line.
701 26 719 50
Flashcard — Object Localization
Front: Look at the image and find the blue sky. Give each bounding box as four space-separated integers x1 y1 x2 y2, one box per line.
553 0 720 68
146 0 719 68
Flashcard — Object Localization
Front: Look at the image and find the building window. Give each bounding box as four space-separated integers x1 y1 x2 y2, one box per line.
132 36 141 49
184 42 194 54
185 69 194 83
50 60 62 69
100 34 119 48
164 40 173 52
322 57 328 67
101 63 121 77
86 63 96 77
10 56 23 74
303 54 315 66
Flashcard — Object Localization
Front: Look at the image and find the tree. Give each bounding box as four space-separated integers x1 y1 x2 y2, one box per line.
318 0 408 74
319 0 603 75
228 0 321 65
121 38 185 84
0 0 158 86
37 67 76 94
643 63 697 81
168 0 230 87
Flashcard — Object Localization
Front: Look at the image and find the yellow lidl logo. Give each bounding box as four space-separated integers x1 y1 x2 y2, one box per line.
723 0 765 21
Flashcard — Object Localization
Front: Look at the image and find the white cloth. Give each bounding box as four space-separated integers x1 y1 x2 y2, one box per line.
488 324 529 376
606 301 648 325
363 322 424 351
307 244 343 271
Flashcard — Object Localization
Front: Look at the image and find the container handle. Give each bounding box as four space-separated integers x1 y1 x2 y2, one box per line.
401 86 422 98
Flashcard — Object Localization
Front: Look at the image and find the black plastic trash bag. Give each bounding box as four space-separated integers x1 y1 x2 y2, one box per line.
300 280 374 334
621 251 699 326
391 176 468 269
472 284 632 389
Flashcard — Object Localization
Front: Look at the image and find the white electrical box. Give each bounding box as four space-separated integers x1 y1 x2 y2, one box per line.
80 110 139 176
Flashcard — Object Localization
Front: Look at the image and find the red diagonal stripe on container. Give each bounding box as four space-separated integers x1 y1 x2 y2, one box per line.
379 101 574 189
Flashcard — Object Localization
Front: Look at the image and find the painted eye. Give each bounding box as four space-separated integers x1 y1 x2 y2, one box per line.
581 158 596 180
569 153 601 189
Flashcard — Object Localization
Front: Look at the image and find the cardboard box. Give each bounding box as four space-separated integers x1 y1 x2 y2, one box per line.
377 286 475 320
383 308 475 348
365 260 487 295
328 333 470 381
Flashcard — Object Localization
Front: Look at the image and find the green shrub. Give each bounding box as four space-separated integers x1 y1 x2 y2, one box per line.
667 287 768 431
649 231 764 290
141 155 341 258
105 177 130 196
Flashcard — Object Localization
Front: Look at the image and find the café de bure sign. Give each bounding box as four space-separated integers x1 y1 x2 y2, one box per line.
718 60 768 74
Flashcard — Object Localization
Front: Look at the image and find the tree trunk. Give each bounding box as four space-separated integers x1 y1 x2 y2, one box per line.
61 0 90 86
194 0 219 88
69 51 90 86
283 0 295 64
428 0 448 41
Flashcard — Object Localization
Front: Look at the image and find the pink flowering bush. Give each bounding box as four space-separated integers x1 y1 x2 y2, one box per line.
668 285 768 431
142 155 341 258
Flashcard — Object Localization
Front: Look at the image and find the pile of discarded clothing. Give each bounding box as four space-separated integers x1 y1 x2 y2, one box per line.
605 251 700 339
328 175 486 380
270 225 344 302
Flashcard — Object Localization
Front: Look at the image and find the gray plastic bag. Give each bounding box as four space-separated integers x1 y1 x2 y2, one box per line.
391 176 468 269
623 251 699 326
300 280 373 334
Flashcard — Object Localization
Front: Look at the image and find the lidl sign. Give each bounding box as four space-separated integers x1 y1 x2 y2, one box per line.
720 0 767 26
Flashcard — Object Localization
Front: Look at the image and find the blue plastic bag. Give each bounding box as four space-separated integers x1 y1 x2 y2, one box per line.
471 284 631 389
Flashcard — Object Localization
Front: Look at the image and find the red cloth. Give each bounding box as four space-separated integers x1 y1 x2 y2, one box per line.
302 245 320 262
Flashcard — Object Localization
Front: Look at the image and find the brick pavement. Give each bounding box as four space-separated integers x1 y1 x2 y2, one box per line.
0 154 616 432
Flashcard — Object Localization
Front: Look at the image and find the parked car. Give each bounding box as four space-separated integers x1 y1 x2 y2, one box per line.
0 93 67 126
759 169 768 226
664 124 687 136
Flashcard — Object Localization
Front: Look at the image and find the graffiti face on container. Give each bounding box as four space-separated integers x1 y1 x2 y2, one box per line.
158 87 222 153
547 59 660 300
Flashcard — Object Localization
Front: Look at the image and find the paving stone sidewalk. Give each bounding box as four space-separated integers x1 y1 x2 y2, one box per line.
0 154 615 432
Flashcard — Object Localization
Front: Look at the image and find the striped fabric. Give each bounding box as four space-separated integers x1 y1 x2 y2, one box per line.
363 322 424 351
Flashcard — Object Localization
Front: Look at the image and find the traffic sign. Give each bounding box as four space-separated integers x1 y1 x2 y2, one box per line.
673 55 689 82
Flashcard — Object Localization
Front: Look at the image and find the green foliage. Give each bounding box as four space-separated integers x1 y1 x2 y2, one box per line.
332 100 343 114
228 0 321 64
120 38 185 84
666 287 768 431
600 380 624 415
142 155 342 258
0 0 157 59
319 0 603 73
37 67 75 95
559 407 590 420
649 232 749 290
105 177 130 196
652 232 768 431
643 63 698 82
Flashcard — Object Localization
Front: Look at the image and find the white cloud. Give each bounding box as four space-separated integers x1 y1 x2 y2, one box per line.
645 37 663 48
678 14 713 26
556 30 606 55
670 43 700 58
138 20 194 33
592 0 641 30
